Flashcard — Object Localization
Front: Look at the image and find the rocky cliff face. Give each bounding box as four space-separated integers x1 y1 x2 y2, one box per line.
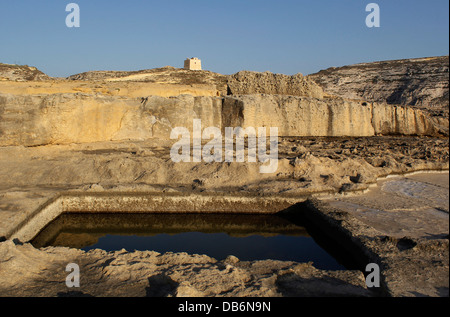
227 71 324 99
0 92 446 147
223 95 445 138
68 67 325 99
0 59 448 147
308 56 449 118
0 94 223 147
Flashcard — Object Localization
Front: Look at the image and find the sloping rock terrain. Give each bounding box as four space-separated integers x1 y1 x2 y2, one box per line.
308 56 449 118
0 63 51 81
67 66 229 96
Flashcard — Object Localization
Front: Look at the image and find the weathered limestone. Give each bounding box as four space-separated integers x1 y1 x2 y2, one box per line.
0 93 445 147
0 239 372 297
0 93 223 146
302 198 449 297
308 56 449 117
227 71 324 99
0 81 220 98
370 101 442 136
222 95 445 137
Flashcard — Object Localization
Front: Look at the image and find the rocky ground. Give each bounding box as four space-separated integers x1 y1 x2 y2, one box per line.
0 136 448 297
0 239 372 297
0 172 447 297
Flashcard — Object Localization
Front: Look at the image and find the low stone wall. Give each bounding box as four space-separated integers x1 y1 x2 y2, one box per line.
8 192 303 243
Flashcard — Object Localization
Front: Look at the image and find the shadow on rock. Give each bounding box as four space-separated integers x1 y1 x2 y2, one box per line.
57 291 94 297
145 273 179 297
275 273 375 297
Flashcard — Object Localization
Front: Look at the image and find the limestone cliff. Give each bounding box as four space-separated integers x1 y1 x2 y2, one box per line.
0 93 223 147
0 92 446 147
222 95 445 137
0 59 448 147
308 56 449 118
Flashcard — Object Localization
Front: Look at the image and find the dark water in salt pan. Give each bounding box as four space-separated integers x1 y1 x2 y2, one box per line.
32 213 347 271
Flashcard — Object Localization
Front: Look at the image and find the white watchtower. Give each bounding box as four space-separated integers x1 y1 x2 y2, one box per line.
184 57 202 70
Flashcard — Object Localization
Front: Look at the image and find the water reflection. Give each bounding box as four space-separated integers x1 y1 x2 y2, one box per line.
32 213 346 270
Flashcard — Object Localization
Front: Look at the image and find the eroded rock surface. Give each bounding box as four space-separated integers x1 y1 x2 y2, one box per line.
0 240 371 297
223 95 446 137
308 56 449 118
0 137 447 240
303 199 449 297
1 93 446 148
227 71 324 99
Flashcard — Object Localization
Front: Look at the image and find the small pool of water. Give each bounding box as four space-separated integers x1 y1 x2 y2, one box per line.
31 213 347 271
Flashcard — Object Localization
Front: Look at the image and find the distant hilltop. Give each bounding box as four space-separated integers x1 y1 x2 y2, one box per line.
308 56 449 117
66 66 229 95
0 63 50 81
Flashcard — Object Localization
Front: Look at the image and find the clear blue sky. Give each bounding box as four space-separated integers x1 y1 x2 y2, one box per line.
1 0 448 77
